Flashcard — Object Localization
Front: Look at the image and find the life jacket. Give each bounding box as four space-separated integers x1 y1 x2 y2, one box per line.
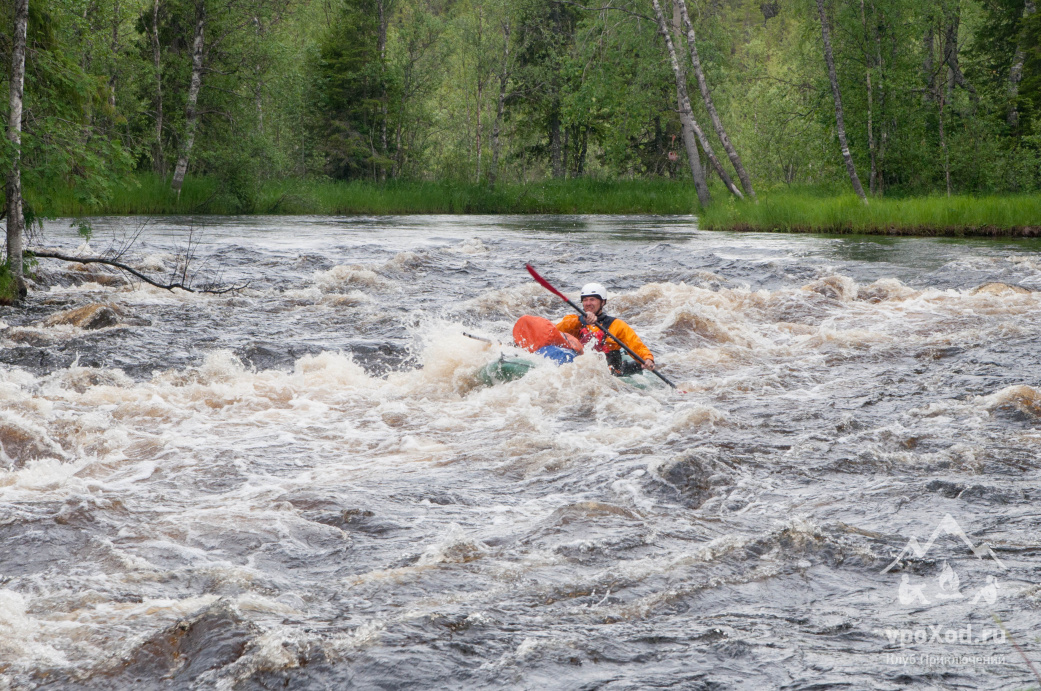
513 315 584 354
579 314 615 353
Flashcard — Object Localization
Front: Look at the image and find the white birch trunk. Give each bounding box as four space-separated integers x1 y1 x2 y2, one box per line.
675 0 755 198
859 0 876 194
1008 0 1037 128
378 0 388 181
650 0 709 206
171 1 205 194
490 17 510 186
6 0 29 284
152 0 166 177
814 0 868 203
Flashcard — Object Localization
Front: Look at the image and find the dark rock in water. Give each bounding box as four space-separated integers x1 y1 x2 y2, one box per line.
279 491 400 534
802 276 856 301
42 303 120 330
239 342 329 371
925 479 965 498
239 342 291 370
958 484 1014 505
0 416 65 469
5 330 51 346
655 453 720 509
100 599 254 688
33 262 128 289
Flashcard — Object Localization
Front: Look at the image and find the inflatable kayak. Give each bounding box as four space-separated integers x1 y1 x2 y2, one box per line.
476 353 666 390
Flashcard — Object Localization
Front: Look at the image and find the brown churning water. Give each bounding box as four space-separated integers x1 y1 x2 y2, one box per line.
1 216 1040 688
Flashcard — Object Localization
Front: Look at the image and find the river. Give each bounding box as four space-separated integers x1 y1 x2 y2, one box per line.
2 215 1040 689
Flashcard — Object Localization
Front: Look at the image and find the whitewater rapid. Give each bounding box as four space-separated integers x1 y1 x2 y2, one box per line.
1 216 1040 689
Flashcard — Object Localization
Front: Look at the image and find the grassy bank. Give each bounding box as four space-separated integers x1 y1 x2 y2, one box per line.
700 192 1041 236
34 175 1041 235
37 175 701 216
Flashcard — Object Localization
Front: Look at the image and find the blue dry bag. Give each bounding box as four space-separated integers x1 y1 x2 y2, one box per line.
536 345 577 365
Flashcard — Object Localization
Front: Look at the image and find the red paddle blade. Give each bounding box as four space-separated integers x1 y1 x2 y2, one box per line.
525 264 569 302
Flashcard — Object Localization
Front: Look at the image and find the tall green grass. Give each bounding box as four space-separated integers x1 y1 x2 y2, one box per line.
701 192 1041 234
38 174 702 216
33 175 1041 236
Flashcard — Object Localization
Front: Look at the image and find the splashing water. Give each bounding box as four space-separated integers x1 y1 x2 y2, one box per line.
2 215 1041 689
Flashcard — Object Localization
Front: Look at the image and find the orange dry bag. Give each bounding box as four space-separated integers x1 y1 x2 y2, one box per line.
512 315 584 354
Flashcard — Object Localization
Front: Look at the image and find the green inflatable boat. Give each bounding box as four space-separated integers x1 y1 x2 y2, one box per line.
476 354 666 390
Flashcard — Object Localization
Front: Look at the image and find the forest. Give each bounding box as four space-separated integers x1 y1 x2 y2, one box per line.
0 0 1039 228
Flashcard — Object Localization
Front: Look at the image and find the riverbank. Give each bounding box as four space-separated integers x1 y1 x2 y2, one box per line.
31 175 1041 236
36 175 700 216
699 193 1041 236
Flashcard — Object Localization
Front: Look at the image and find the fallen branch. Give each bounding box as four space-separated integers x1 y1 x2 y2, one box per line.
28 249 249 294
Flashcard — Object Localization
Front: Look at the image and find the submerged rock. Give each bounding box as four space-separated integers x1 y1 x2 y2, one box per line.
42 303 120 330
71 599 258 689
971 282 1031 295
802 275 858 301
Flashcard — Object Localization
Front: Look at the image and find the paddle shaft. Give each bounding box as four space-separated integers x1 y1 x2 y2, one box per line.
525 264 677 389
462 331 496 345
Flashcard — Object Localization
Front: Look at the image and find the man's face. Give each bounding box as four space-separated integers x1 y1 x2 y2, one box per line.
582 296 604 314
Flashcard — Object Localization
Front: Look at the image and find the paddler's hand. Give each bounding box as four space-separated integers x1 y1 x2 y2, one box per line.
584 310 599 326
642 359 655 371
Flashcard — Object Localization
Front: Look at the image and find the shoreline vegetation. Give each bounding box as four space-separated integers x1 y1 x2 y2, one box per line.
34 175 1041 237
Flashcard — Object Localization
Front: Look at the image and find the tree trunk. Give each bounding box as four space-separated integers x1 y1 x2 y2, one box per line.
378 0 388 182
873 4 887 194
938 87 951 196
6 0 28 288
151 0 166 177
689 116 741 197
476 78 483 183
941 2 976 101
859 0 876 195
489 17 510 185
253 16 264 134
393 102 405 178
652 0 738 197
562 126 569 179
109 0 121 109
923 26 935 104
255 69 264 132
474 5 484 183
1007 0 1035 129
651 0 710 206
814 0 868 204
576 126 588 176
171 0 205 194
675 0 755 199
550 110 563 179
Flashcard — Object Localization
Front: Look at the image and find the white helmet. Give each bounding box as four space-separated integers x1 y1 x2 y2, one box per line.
580 282 608 301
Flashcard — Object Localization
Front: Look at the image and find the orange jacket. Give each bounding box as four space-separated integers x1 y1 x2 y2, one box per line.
556 314 653 362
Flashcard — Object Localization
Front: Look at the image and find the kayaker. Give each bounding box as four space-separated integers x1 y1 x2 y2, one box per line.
556 283 655 375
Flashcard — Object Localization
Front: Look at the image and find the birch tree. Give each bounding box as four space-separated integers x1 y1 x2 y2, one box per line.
6 0 29 289
489 11 512 185
171 0 206 194
674 0 755 198
150 0 167 177
650 0 709 205
1007 0 1036 129
168 0 294 194
814 0 868 203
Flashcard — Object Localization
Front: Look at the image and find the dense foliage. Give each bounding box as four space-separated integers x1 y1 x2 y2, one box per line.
2 0 1041 214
